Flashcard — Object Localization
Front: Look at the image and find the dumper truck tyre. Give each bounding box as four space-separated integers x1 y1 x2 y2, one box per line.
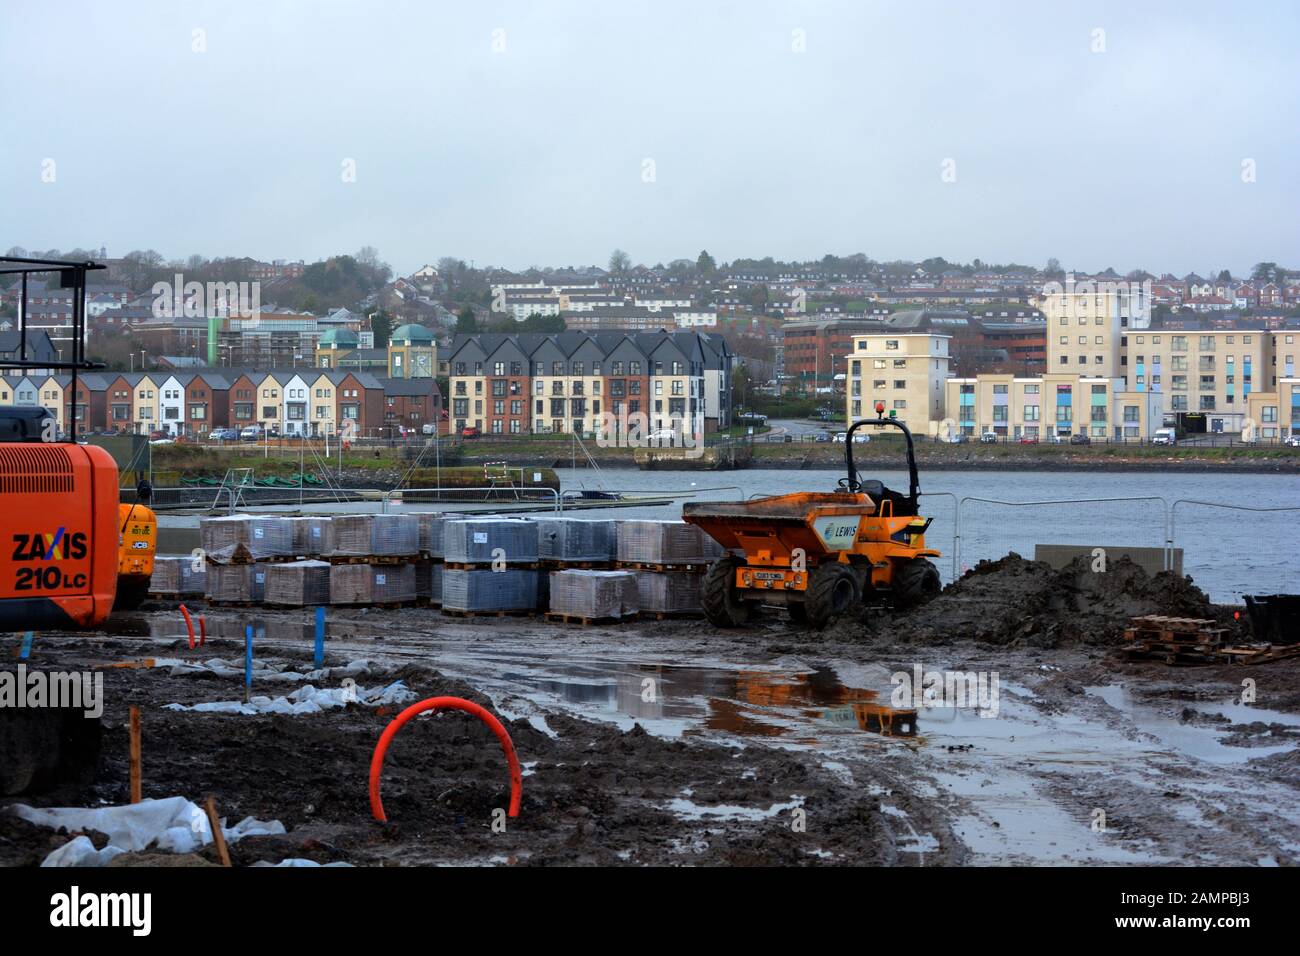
893 558 941 609
113 575 150 612
805 562 860 629
701 555 753 627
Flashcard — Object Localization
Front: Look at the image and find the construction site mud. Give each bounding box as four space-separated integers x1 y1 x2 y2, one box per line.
3 555 1297 867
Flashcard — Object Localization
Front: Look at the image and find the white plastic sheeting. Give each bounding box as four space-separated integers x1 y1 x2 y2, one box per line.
12 796 286 867
163 680 414 716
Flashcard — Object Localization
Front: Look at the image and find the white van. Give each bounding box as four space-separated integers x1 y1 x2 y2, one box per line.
1152 427 1177 446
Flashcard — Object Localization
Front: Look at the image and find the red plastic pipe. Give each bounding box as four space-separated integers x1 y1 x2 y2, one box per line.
369 696 522 823
198 615 207 648
179 604 195 649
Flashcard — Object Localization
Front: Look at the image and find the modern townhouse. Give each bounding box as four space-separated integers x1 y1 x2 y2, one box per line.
442 330 732 438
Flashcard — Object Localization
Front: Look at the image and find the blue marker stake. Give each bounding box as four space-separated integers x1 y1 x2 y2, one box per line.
244 625 254 701
19 631 34 660
314 607 326 670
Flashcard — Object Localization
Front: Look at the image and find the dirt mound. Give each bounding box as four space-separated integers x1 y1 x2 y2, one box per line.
834 553 1228 648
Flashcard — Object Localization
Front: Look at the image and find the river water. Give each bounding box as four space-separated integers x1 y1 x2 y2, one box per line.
556 467 1300 602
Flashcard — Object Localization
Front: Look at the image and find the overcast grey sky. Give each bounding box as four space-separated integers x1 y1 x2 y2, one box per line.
2 0 1296 276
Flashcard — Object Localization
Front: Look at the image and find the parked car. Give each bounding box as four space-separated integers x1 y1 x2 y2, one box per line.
1284 434 1300 448
833 431 847 443
1151 427 1177 446
1017 436 1039 444
148 429 166 440
461 425 481 439
980 431 999 444
239 425 263 441
646 428 678 443
1069 432 1091 445
811 430 832 442
421 423 437 436
1044 433 1065 444
210 427 240 441
851 433 871 444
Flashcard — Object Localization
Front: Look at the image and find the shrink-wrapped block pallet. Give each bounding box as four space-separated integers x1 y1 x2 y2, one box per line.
330 514 419 558
533 518 616 565
199 515 294 559
415 512 446 558
264 560 332 606
329 563 416 605
635 570 704 616
442 568 538 613
546 570 639 620
148 556 206 596
414 561 444 605
616 520 723 566
443 519 539 565
205 563 268 603
285 517 335 557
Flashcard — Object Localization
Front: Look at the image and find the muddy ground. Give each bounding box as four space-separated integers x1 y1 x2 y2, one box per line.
2 556 1297 867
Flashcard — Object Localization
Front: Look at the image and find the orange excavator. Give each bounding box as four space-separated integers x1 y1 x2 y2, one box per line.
683 401 942 629
0 256 156 630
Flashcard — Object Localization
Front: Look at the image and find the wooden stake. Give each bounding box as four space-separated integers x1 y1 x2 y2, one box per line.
204 797 232 867
128 706 142 804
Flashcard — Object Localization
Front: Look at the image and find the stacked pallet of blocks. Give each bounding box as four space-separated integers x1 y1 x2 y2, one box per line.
533 518 617 567
327 514 419 606
200 514 296 561
329 561 416 605
615 519 722 618
284 516 335 558
199 515 296 605
264 560 332 607
546 569 640 623
441 518 540 615
205 563 269 604
148 556 206 597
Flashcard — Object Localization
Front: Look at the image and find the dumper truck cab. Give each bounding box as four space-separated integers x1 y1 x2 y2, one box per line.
683 402 942 628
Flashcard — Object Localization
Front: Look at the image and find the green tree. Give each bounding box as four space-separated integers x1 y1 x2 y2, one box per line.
370 309 393 349
697 249 717 277
608 249 631 274
455 306 479 333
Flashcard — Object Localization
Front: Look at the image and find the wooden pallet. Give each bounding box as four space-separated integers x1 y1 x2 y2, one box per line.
637 609 705 621
325 554 417 565
1124 614 1228 646
543 611 628 626
1123 640 1300 666
440 607 537 619
206 600 260 608
540 560 616 570
615 561 710 573
443 562 541 571
207 554 299 566
147 592 202 601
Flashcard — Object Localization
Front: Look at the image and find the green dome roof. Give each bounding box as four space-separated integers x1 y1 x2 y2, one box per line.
390 323 434 344
319 327 359 347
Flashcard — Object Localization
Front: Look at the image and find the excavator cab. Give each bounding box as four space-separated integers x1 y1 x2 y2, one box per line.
683 402 942 629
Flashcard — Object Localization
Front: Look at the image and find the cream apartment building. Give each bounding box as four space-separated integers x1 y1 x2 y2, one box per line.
845 333 950 434
1247 377 1300 440
1042 284 1288 434
945 373 1162 440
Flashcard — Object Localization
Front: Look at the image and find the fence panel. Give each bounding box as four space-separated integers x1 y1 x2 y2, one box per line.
1170 500 1300 603
955 495 1168 581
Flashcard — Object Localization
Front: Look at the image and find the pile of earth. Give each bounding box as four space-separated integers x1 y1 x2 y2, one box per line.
834 553 1234 648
